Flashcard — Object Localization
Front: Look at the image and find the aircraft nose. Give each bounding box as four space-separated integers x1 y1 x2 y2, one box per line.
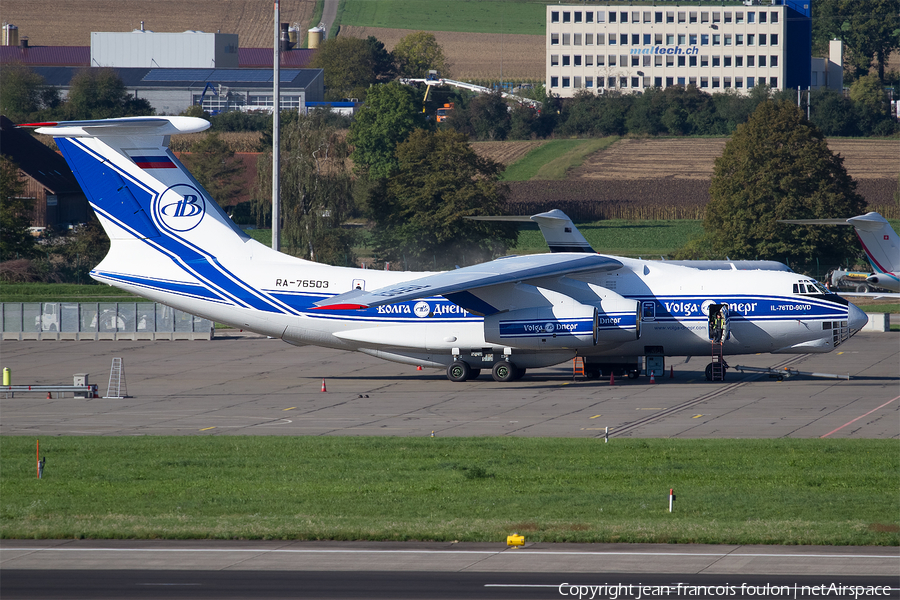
848 303 868 331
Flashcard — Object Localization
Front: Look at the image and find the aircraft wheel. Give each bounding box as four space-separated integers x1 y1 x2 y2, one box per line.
627 369 640 379
492 361 516 382
469 368 482 380
705 363 713 381
855 283 870 293
447 360 471 382
584 369 601 380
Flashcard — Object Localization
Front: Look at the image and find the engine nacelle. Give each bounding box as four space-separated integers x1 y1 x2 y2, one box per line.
595 291 641 344
484 302 598 350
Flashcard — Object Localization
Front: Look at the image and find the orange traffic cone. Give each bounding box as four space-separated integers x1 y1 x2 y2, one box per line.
46 392 52 399
670 366 675 379
416 366 422 371
650 371 656 383
609 372 615 386
321 379 327 392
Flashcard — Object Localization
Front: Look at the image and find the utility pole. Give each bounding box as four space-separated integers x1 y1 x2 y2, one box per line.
272 0 281 252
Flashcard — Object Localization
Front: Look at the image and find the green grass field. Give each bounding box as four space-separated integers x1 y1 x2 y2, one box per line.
501 138 618 181
338 0 549 35
2 437 897 544
0 283 139 303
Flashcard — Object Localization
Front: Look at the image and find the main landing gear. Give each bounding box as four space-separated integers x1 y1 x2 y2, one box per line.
446 360 523 382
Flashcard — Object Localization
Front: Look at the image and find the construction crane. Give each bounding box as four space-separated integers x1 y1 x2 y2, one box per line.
400 75 542 110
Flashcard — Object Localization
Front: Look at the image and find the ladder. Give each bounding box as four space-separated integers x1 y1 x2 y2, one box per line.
572 356 585 378
709 341 725 382
104 357 128 398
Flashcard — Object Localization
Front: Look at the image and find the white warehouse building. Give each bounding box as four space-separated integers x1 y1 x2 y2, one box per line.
546 1 816 97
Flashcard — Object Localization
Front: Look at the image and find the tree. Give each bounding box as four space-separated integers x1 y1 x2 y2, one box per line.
347 82 428 180
0 64 61 123
393 32 451 78
369 129 516 270
65 68 153 120
679 100 866 269
451 91 511 141
252 112 357 265
366 36 397 83
310 36 378 101
813 0 900 82
179 132 243 209
0 155 36 261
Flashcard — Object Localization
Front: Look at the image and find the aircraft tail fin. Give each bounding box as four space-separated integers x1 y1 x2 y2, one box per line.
466 209 595 254
847 212 898 275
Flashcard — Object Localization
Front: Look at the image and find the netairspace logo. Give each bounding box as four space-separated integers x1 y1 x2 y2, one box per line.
556 582 893 599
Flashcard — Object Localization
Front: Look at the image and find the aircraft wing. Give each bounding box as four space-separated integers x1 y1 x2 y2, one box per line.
315 253 622 310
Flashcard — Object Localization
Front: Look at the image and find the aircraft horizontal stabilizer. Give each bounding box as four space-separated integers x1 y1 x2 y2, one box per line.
315 253 622 311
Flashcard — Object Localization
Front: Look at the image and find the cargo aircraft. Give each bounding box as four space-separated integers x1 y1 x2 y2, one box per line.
780 213 899 293
24 116 868 382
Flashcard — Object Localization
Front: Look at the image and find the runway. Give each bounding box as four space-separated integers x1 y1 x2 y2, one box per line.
1 331 897 438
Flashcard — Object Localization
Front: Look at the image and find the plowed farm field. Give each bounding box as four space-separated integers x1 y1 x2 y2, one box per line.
339 26 545 80
471 141 546 166
476 138 900 221
1 0 316 47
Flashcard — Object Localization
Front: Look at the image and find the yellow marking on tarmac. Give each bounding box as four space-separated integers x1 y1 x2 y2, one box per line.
561 382 572 386
692 414 703 419
589 415 601 419
283 407 297 411
199 427 216 431
837 352 844 355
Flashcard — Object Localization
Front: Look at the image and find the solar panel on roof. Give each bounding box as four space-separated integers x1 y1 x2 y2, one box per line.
143 69 214 82
214 69 271 82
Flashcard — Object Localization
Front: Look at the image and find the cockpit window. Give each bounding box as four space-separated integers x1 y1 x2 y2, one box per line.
794 281 829 295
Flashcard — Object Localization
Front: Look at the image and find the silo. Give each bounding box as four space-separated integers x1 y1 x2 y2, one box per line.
289 23 300 46
3 23 19 47
307 26 324 49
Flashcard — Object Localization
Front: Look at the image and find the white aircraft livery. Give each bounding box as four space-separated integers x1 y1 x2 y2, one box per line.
26 116 868 382
780 213 899 293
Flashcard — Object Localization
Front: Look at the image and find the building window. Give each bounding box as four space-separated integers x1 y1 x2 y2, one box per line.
747 55 755 67
620 34 628 45
655 55 663 67
551 11 559 23
678 12 686 23
632 76 640 87
677 77 686 85
655 33 663 45
724 77 731 89
712 77 720 88
759 55 766 67
666 55 675 67
643 55 651 67
747 77 755 87
690 11 698 23
609 35 616 46
701 11 709 23
574 55 582 66
701 34 709 46
597 34 605 45
597 55 605 66
770 76 778 87
712 11 720 23
771 34 778 46
562 33 571 45
771 12 778 23
689 34 697 45
678 34 686 45
562 55 570 66
586 11 594 23
724 56 732 67
563 11 570 23
665 76 674 87
644 34 651 45
724 12 732 23
574 34 582 46
609 11 616 23
653 76 662 87
736 77 743 88
586 33 594 45
632 34 640 45
689 55 697 67
608 77 616 88
550 76 559 87
574 76 582 88
585 54 593 66
586 76 594 88
632 55 640 67
643 11 652 23
562 77 570 88
736 12 744 23
736 34 744 46
597 11 605 23
550 55 559 66
632 11 640 23
689 76 697 87
748 12 755 24
666 11 675 23
621 11 628 23
598 77 605 88
760 12 767 23
748 34 755 46
620 76 628 88
770 55 778 67
701 55 709 67
551 33 559 46
759 34 767 46
724 35 732 46
666 34 675 45
620 54 628 66
713 34 721 46
712 56 720 67
700 77 709 88
609 55 616 66
736 55 743 67
678 55 686 67
574 11 582 23
655 11 663 23
643 76 651 88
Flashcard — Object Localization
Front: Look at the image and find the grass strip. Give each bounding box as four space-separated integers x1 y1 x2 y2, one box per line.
2 437 897 544
338 0 549 36
0 283 140 303
502 139 616 182
532 137 618 180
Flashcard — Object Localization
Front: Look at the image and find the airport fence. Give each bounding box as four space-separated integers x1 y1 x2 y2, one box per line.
1 302 214 341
